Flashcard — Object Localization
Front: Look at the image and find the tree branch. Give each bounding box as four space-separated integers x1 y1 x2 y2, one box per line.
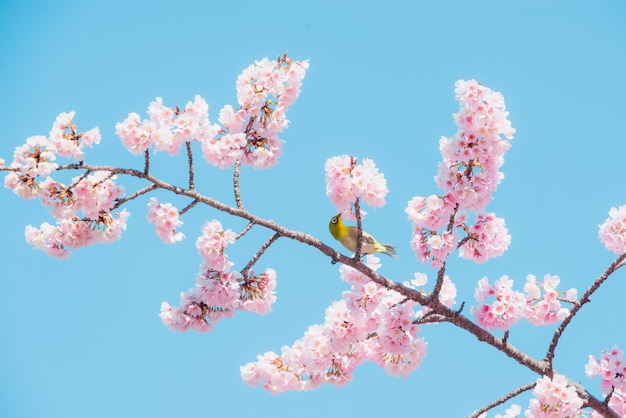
468 382 535 418
233 159 244 209
186 142 195 190
52 162 616 416
545 252 626 367
241 232 281 276
354 197 363 259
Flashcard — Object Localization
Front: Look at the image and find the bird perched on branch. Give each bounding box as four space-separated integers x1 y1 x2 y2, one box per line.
328 213 397 258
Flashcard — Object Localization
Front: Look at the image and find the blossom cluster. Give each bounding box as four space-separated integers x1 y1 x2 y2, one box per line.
160 219 277 332
146 198 184 244
3 115 130 258
116 95 220 156
586 346 626 416
527 374 584 418
240 256 428 393
406 80 515 268
24 171 127 258
49 111 101 160
471 274 577 330
598 204 626 254
116 54 308 169
325 155 388 218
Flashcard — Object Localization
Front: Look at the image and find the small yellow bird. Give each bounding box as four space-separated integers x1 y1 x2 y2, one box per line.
328 213 397 258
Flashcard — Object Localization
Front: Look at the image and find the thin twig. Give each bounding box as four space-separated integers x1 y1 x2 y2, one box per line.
545 252 626 367
468 382 536 418
143 149 150 175
241 232 281 276
112 184 158 210
234 159 244 209
236 221 255 240
186 142 195 190
68 169 92 189
180 199 198 216
354 197 363 260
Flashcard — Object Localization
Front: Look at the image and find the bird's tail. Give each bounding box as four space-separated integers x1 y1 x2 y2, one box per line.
382 244 397 258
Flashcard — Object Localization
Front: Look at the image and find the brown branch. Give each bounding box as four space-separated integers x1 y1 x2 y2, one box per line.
236 221 255 240
112 184 157 210
545 252 626 367
186 142 195 190
241 232 281 276
234 159 244 209
52 162 616 416
468 382 535 418
179 199 198 216
354 197 363 259
143 149 150 175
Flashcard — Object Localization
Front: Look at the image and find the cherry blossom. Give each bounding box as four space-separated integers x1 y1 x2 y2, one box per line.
598 204 626 254
24 210 130 258
196 219 236 271
586 346 626 415
325 155 388 216
48 111 101 160
240 256 427 392
527 374 583 418
146 198 184 244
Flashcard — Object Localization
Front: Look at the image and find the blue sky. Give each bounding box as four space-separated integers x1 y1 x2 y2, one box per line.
1 1 625 417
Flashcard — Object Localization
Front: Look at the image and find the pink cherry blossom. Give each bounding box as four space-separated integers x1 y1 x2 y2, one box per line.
493 404 521 418
195 219 236 271
9 135 58 177
24 209 129 258
48 111 101 160
473 274 577 329
72 171 124 220
161 265 278 333
458 213 511 264
240 255 427 391
146 198 184 244
471 276 525 330
524 274 573 326
527 374 583 418
598 204 626 254
239 268 278 315
325 155 388 215
38 177 77 219
200 55 308 169
586 345 626 415
4 172 40 200
117 95 220 156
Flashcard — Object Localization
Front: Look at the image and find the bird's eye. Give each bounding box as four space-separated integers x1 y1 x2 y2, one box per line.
331 217 337 223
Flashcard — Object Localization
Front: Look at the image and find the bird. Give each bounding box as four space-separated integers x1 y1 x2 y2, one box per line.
328 213 397 258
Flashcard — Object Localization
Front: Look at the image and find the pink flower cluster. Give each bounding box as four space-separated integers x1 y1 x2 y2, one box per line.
146 198 184 244
406 80 514 268
598 204 626 254
116 95 220 156
24 211 129 259
527 374 583 418
586 346 626 416
240 256 427 393
116 54 308 169
523 274 576 326
160 219 277 332
21 171 127 258
5 112 102 202
472 274 577 330
221 54 308 169
458 213 511 264
49 111 101 160
325 155 388 217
